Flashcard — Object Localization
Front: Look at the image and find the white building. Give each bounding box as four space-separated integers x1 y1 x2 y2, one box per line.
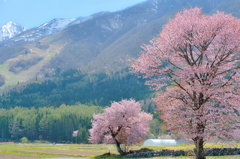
143 139 187 146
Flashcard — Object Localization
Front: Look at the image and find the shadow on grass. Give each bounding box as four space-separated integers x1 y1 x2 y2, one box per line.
93 152 127 159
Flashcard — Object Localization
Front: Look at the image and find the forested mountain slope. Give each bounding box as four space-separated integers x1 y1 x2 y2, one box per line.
0 68 154 109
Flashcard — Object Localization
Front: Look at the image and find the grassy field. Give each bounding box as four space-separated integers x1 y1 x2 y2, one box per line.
1 143 240 158
0 42 62 90
0 64 25 89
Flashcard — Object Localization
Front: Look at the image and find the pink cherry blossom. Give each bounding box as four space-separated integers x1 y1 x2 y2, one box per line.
131 7 240 159
89 99 153 156
72 130 78 137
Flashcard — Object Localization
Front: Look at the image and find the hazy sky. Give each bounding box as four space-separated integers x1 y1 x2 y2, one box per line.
0 0 147 28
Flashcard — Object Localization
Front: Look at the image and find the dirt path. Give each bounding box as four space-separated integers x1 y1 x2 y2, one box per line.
0 154 40 159
12 148 104 156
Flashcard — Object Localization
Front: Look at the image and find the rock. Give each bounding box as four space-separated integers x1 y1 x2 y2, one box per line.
233 151 238 155
127 147 240 157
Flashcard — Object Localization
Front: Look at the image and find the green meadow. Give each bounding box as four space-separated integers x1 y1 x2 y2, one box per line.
0 64 25 89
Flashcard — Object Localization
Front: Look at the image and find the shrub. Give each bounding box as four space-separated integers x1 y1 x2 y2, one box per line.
20 137 28 143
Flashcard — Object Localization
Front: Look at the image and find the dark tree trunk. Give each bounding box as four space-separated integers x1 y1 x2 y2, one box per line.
195 138 206 159
114 139 124 156
1 127 4 142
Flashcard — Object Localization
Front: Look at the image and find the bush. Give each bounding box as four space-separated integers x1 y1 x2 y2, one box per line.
20 137 28 143
9 57 44 73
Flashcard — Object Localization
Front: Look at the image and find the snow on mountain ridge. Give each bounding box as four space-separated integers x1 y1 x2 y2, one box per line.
6 17 93 44
39 18 76 31
22 18 77 41
0 21 28 41
68 16 93 26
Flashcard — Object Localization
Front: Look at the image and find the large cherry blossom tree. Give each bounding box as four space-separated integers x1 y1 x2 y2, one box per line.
131 7 240 159
89 99 152 156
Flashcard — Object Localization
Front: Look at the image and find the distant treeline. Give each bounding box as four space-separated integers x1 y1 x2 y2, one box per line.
0 68 153 109
0 103 102 143
0 75 5 87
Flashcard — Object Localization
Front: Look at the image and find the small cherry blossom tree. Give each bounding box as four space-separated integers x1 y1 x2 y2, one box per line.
131 7 240 159
89 99 152 156
72 130 78 143
72 130 78 138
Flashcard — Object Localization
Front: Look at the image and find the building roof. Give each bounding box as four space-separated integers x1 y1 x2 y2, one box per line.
143 139 187 146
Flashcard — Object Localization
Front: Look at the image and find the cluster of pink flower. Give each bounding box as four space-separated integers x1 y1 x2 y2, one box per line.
131 7 240 159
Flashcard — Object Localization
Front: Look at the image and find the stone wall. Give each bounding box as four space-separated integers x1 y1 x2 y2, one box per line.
127 148 240 158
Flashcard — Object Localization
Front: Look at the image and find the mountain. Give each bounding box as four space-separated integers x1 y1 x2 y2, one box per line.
0 16 100 49
17 18 77 42
209 0 240 17
0 21 28 41
0 18 88 47
0 0 237 90
42 0 225 73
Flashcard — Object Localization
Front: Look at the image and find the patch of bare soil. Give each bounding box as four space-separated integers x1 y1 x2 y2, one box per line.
0 142 14 144
0 154 39 159
14 149 104 156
